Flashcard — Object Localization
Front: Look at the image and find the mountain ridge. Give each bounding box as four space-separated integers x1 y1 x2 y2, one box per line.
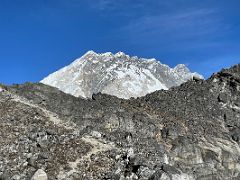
41 51 203 99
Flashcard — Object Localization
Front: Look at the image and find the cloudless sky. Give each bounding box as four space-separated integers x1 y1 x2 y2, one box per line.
0 0 240 84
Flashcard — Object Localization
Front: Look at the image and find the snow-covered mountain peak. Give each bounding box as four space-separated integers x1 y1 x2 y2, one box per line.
80 51 156 63
175 63 187 68
174 64 190 73
84 50 98 56
41 51 203 99
100 52 113 57
115 51 128 58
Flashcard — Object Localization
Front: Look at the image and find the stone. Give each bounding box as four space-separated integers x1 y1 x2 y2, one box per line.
12 175 21 180
31 169 47 180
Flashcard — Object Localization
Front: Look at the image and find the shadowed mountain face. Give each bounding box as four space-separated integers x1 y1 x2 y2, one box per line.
0 65 239 180
41 51 203 99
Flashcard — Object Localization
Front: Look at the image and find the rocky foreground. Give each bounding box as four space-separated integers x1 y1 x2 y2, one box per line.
0 64 240 180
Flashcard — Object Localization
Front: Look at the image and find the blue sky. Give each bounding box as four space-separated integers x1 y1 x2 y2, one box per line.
0 0 239 84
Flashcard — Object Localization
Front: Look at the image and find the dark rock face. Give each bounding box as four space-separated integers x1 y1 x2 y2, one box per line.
0 64 240 180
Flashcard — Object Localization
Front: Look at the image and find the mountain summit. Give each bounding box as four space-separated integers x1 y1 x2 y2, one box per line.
41 51 203 99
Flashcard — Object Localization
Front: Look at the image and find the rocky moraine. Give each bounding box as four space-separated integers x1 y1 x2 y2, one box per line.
0 64 240 179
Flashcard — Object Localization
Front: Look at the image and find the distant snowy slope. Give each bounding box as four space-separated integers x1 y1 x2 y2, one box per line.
41 51 203 99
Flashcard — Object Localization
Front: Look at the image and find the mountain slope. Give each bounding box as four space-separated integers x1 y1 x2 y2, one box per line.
0 64 239 179
41 51 203 99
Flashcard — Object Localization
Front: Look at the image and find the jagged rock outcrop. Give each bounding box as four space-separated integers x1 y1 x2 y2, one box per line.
41 51 203 99
0 64 239 180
